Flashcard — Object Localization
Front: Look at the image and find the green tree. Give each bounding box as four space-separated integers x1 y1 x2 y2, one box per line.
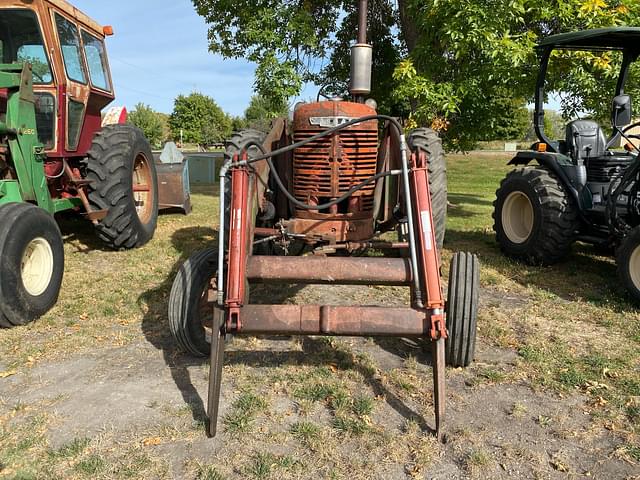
243 95 289 132
478 95 530 141
192 0 640 149
169 92 232 146
128 103 165 148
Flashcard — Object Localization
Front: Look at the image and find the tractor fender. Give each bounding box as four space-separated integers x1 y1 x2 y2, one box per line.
508 151 591 211
101 106 128 126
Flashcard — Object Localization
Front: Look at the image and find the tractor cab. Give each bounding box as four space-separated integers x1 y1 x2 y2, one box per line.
511 27 640 213
0 0 115 156
532 28 640 161
495 27 640 303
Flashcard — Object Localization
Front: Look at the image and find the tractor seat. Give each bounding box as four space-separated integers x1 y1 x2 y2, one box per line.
566 119 607 164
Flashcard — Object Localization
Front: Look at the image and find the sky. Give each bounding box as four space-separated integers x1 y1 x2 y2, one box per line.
72 0 259 116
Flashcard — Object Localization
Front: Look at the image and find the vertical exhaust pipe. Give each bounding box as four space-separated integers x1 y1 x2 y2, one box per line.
350 0 372 100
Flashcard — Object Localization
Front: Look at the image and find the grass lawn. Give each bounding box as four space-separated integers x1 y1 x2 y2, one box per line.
0 152 638 479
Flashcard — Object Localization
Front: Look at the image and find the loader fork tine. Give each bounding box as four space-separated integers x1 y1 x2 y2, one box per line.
207 318 225 438
433 338 446 441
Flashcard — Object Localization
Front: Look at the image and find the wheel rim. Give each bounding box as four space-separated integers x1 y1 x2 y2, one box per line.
198 283 214 343
629 245 640 292
21 237 54 297
132 153 154 224
502 191 534 244
198 274 220 343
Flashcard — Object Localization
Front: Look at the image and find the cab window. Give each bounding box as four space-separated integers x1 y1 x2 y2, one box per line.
54 13 86 84
81 31 111 91
0 9 53 84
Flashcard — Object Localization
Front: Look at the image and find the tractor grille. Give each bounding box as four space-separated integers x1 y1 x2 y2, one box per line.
293 128 378 214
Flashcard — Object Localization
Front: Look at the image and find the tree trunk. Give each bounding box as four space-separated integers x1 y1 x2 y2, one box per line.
397 0 418 53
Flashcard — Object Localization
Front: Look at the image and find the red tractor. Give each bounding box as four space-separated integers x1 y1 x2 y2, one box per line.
169 0 480 439
0 0 160 327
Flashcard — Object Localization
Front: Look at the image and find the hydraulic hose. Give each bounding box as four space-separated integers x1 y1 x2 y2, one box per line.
218 114 424 307
243 140 401 211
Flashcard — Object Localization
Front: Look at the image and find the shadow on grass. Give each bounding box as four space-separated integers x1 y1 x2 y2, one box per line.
446 229 633 309
56 208 193 253
139 226 219 425
448 193 494 208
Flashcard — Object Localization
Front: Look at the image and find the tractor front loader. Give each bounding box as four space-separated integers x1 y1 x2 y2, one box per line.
169 0 480 439
0 0 162 327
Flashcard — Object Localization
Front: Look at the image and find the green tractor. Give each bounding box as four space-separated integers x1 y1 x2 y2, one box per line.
0 1 159 327
493 27 640 301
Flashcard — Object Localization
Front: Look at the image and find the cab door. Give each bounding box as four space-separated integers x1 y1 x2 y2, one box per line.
52 10 90 153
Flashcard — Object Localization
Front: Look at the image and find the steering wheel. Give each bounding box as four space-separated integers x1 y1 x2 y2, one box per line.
622 121 640 140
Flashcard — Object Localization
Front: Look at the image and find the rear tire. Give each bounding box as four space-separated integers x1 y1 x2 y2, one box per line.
493 167 578 265
616 226 640 303
0 203 64 327
86 124 158 250
168 249 218 357
445 252 480 367
407 128 447 250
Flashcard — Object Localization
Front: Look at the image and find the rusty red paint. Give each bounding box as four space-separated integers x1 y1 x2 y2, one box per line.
238 305 431 337
289 101 379 240
246 255 412 285
225 156 251 331
409 149 447 340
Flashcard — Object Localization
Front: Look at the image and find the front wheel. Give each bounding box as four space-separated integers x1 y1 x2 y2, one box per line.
445 252 480 367
168 249 218 357
86 124 159 250
616 226 640 303
493 167 578 265
0 203 64 327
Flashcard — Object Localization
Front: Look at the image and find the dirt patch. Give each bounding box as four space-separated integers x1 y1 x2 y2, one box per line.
1 284 637 479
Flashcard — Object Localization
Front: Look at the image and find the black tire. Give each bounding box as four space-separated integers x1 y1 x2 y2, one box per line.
168 249 217 357
493 167 578 265
616 226 640 303
407 128 447 250
0 203 64 327
445 252 480 367
86 124 158 250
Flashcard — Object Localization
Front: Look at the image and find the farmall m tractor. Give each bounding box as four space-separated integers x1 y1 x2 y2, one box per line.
493 28 640 302
0 0 160 327
169 0 480 438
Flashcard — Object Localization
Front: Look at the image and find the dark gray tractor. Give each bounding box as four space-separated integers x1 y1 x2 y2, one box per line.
493 28 640 301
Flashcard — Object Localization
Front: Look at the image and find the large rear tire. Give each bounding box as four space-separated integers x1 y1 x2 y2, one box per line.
168 249 218 357
616 226 640 303
445 252 480 367
493 167 578 265
0 203 64 327
407 128 447 250
86 124 159 250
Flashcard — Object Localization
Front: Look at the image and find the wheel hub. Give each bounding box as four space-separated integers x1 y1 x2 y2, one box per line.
132 153 154 224
21 237 54 297
502 191 534 244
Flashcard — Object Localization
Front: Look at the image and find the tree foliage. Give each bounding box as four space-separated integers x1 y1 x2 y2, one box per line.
192 0 640 149
192 0 343 108
127 103 166 148
243 95 289 132
169 92 232 146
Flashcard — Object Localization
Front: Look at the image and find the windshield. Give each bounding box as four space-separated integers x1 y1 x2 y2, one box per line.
0 9 53 84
